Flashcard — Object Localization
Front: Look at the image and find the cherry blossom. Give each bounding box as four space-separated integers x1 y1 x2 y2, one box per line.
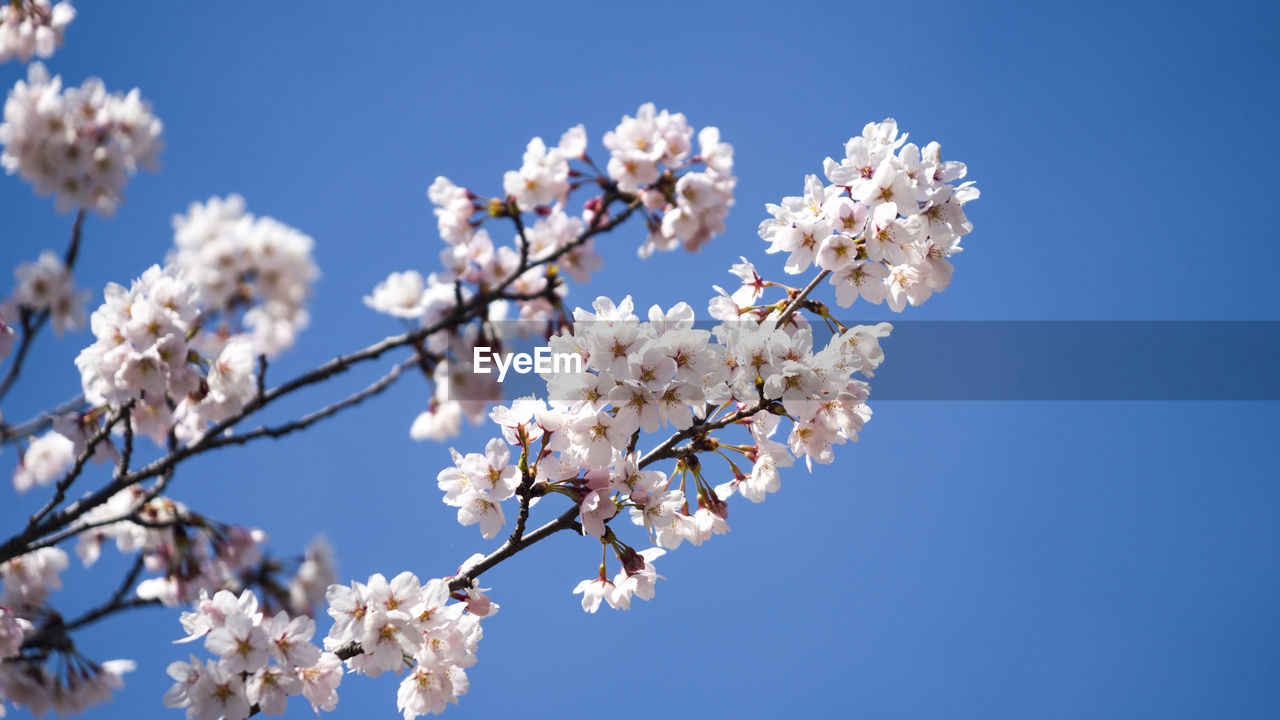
1 95 980 720
168 195 318 357
0 1 74 63
11 429 73 493
9 250 87 335
0 547 67 606
0 63 162 215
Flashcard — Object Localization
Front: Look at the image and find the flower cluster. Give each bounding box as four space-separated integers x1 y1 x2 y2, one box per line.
0 63 162 215
324 572 492 719
423 279 894 619
604 104 737 257
5 249 87 335
11 429 73 493
73 264 266 444
283 536 339 617
0 104 978 720
427 127 597 324
759 118 978 311
0 547 66 608
0 654 133 718
573 547 665 613
168 195 318 358
165 589 338 720
73 489 269 606
374 106 735 444
0 549 134 718
502 125 578 209
76 266 194 431
0 1 74 64
435 439 520 539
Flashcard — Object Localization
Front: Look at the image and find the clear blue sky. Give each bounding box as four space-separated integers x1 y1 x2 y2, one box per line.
3 1 1279 718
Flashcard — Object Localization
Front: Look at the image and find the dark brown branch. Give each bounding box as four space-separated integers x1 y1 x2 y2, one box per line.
447 505 582 592
511 201 532 273
63 209 86 267
507 463 535 545
62 555 152 633
27 468 175 555
206 356 413 450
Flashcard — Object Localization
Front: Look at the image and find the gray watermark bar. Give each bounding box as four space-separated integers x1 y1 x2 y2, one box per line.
441 321 1280 401
867 321 1279 400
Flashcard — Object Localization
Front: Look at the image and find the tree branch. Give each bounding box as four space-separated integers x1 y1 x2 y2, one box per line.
205 356 413 450
447 505 582 592
19 555 158 654
25 401 133 534
775 269 831 326
0 194 645 564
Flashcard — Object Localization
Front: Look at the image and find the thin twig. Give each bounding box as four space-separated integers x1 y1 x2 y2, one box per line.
511 201 532 273
207 356 413 450
63 209 86 266
447 506 581 592
26 400 133 533
64 555 149 632
0 309 48 406
507 465 534 545
775 269 831 326
25 467 175 557
20 555 157 652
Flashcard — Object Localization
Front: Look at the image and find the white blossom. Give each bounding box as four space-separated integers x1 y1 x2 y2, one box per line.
11 429 73 493
0 63 161 215
0 1 74 64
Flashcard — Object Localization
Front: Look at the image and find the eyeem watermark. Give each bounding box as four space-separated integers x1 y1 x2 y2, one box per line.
473 346 583 383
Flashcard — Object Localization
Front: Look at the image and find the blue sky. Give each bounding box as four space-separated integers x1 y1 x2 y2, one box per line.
3 1 1279 718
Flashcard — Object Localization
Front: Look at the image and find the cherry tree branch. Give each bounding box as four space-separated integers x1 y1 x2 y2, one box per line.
61 556 157 633
0 194 645 564
26 401 134 533
204 355 416 450
24 466 174 556
2 187 701 677
447 505 582 592
775 269 831 326
18 556 159 655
